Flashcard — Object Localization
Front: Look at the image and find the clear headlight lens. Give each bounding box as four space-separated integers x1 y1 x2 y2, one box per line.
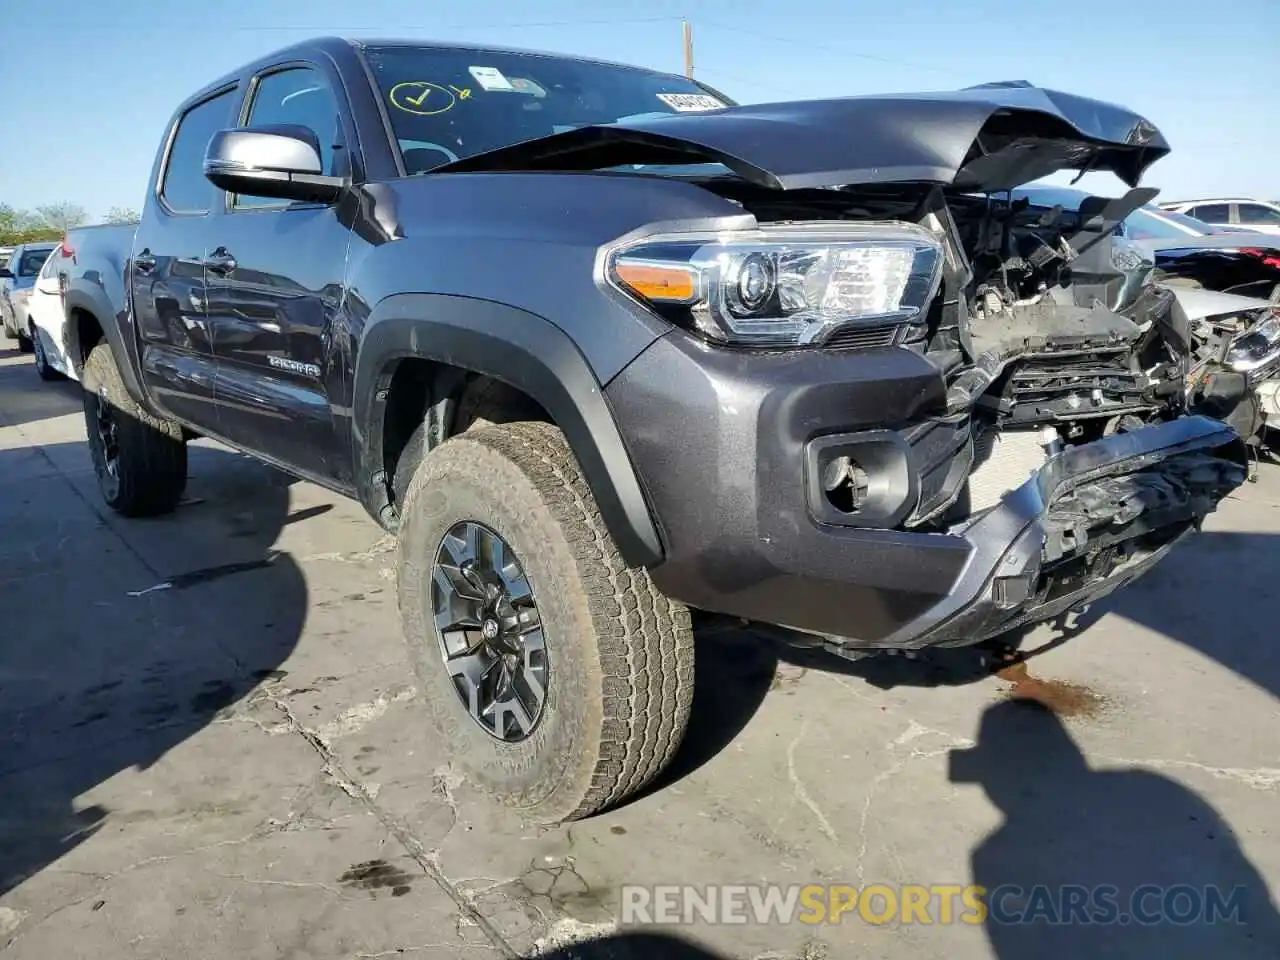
608 222 943 347
1228 306 1280 372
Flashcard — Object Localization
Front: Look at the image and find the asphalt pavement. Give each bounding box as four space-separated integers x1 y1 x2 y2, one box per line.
1 344 1277 959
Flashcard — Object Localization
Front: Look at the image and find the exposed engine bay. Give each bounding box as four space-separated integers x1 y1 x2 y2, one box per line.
712 179 1255 528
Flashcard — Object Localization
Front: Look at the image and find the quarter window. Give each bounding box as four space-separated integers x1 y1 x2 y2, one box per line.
1236 203 1280 226
160 89 237 214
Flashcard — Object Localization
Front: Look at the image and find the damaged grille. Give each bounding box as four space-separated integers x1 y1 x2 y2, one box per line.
998 348 1156 424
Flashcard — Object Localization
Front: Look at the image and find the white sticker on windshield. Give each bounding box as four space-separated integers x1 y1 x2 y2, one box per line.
656 93 726 112
469 65 516 92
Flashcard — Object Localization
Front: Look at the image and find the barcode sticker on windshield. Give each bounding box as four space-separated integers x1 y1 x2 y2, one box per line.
469 66 516 92
656 93 726 112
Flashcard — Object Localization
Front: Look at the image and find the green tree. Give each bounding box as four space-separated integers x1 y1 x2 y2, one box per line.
104 206 141 224
33 203 88 232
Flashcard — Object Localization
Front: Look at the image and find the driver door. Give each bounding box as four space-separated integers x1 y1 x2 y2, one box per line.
203 64 354 486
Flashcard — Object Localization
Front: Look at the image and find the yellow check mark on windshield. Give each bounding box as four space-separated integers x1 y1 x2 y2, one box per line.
405 85 432 107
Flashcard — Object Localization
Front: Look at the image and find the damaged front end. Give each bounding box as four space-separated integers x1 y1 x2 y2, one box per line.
473 79 1250 650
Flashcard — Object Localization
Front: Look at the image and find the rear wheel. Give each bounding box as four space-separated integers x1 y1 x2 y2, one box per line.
31 324 61 381
80 342 188 516
397 420 693 822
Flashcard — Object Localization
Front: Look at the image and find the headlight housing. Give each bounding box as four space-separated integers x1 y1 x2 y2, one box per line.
1228 306 1280 373
607 222 943 347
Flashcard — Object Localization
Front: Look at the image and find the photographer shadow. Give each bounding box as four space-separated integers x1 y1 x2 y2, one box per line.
952 699 1279 958
0 435 307 898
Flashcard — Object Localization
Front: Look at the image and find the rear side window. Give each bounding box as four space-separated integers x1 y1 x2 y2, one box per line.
1188 203 1229 223
160 88 237 214
1236 203 1280 226
234 66 345 208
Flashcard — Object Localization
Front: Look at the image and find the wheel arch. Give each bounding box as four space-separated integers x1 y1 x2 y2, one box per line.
353 293 665 569
62 287 147 405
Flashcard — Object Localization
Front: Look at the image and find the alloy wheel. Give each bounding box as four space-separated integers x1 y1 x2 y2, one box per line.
431 521 547 742
93 386 122 494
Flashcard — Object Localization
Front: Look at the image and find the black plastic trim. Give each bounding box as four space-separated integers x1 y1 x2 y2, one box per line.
353 293 664 568
62 287 147 405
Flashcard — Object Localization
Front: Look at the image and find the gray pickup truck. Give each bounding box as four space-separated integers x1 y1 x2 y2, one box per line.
58 37 1245 822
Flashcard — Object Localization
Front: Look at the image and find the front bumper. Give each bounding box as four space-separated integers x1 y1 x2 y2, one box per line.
607 332 1246 650
867 415 1244 649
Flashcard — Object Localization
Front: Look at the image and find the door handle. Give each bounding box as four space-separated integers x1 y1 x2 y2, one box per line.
203 249 237 275
134 250 157 273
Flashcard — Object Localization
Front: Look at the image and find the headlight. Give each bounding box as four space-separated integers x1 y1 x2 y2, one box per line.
607 222 943 347
1228 306 1280 373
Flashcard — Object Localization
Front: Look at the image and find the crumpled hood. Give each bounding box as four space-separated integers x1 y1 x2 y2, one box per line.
436 80 1169 192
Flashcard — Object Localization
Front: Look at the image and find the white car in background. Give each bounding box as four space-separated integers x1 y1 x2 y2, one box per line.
1159 198 1280 236
26 244 75 382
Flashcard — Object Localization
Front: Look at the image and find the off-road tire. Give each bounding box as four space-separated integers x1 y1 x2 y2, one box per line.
397 420 694 822
81 342 188 516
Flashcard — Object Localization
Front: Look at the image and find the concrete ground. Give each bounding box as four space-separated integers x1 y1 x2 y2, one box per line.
1 344 1277 960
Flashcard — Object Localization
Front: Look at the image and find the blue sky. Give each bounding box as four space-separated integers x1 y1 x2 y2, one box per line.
1 0 1276 220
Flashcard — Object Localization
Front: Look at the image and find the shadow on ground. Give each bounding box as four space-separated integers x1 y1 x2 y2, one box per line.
0 439 307 897
953 698 1280 957
0 355 81 429
765 529 1280 703
535 932 730 958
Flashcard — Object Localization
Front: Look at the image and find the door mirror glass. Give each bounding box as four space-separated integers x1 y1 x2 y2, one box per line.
203 123 343 203
0 267 12 280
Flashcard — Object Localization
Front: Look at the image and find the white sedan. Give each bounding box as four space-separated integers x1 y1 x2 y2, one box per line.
26 245 76 382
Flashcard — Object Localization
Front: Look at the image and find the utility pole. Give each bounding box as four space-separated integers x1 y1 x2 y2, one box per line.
683 19 694 79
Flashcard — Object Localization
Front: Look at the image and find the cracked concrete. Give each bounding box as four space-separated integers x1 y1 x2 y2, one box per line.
2 351 1279 959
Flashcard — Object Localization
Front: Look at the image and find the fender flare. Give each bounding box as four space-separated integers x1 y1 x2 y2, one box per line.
63 285 148 405
353 293 665 569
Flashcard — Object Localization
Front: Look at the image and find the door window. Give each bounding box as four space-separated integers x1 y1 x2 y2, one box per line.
234 66 345 208
1187 203 1230 223
160 88 238 214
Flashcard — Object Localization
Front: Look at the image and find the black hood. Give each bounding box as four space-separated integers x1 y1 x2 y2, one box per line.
435 81 1168 192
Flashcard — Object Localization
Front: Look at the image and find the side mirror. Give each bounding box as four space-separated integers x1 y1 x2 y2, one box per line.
203 123 345 204
0 267 12 280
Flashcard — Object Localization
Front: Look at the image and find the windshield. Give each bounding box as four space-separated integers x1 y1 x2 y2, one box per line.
16 247 53 277
363 45 734 175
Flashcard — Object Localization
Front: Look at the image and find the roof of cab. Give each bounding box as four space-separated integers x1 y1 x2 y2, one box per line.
177 35 692 111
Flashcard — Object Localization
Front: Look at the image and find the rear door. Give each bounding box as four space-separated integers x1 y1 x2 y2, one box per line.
129 86 239 428
202 63 354 485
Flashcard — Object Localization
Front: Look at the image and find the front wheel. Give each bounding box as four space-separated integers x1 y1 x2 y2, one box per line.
397 420 694 822
80 343 188 516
